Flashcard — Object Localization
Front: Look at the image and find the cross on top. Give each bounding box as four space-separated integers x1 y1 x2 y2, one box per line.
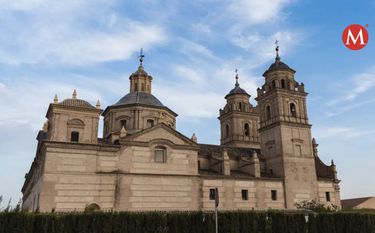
235 68 239 87
275 40 280 61
139 48 145 66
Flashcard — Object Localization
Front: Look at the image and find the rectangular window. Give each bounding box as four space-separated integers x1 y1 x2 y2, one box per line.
70 131 79 142
241 189 249 200
154 149 166 163
209 188 216 200
295 144 302 157
147 119 155 128
271 190 277 201
326 192 331 202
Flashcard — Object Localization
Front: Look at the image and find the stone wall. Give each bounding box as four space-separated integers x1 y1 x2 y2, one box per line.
200 178 285 210
317 180 341 208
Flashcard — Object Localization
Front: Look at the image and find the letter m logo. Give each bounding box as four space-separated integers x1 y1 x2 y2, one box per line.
346 29 365 45
342 24 369 50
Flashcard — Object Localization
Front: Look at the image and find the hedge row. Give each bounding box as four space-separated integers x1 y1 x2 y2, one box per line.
0 211 374 233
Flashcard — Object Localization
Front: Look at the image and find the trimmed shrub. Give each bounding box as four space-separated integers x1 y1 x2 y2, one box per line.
0 211 374 233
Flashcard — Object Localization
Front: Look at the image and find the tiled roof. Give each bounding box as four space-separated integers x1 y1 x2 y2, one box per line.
225 86 250 98
113 92 164 107
341 197 374 209
59 98 96 109
263 60 296 76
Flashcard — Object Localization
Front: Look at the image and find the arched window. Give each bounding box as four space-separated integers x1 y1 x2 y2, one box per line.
120 119 127 129
141 83 145 91
290 103 297 117
244 123 250 137
70 131 79 142
147 119 154 128
266 106 271 120
134 82 138 91
154 146 167 163
85 203 100 212
225 124 229 137
272 80 276 88
281 79 286 88
239 102 242 111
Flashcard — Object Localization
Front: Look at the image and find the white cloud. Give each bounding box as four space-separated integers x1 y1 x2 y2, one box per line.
231 30 304 62
228 0 292 25
49 24 166 65
0 0 167 65
328 66 375 106
155 85 224 118
326 98 375 117
0 0 46 11
313 126 375 140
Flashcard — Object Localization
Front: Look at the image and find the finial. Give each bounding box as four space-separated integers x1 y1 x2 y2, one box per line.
312 137 316 145
53 94 58 104
222 148 229 160
331 159 335 166
191 133 197 143
139 48 145 67
96 100 101 109
275 40 280 61
72 89 77 99
120 125 127 138
42 121 48 132
252 150 258 159
235 68 239 87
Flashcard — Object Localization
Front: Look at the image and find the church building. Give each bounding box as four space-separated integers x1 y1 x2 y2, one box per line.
21 47 341 212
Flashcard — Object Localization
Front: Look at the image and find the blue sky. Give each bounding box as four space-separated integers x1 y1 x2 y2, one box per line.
0 0 374 206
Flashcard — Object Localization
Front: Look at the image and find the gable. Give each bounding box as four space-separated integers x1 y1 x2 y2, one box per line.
125 124 196 147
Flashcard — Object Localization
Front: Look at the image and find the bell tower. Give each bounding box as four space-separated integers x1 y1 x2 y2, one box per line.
219 70 260 148
256 43 318 208
129 48 153 94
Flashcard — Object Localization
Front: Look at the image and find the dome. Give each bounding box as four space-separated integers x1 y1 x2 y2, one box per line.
225 86 250 98
59 98 96 109
113 92 164 107
263 60 295 76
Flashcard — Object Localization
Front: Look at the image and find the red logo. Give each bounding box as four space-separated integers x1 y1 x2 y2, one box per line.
342 24 369 50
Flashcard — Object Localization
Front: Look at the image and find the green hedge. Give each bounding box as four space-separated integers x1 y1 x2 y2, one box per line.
0 211 374 233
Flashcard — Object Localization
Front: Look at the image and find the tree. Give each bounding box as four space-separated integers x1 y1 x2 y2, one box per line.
295 199 338 212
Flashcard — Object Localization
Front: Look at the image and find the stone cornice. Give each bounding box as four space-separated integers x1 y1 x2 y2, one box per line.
102 103 177 117
259 121 312 132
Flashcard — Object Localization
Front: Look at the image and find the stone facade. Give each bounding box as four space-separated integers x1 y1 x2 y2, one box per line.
22 51 341 212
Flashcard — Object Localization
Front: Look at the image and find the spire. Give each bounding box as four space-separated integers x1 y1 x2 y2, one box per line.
275 40 280 61
72 89 77 99
191 133 197 143
235 68 239 87
53 94 58 104
139 48 145 67
96 100 101 109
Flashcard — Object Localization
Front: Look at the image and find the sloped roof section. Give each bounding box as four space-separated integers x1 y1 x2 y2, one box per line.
341 197 374 209
314 156 335 180
59 98 96 109
113 92 164 107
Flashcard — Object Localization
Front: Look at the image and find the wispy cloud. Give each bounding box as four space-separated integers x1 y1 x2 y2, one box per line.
231 30 305 62
313 126 375 140
328 66 375 106
0 0 167 65
227 0 293 26
326 98 375 117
